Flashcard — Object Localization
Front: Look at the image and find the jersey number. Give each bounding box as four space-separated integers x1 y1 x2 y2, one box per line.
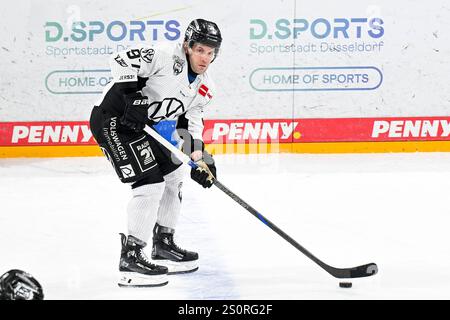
126 49 141 59
140 147 154 166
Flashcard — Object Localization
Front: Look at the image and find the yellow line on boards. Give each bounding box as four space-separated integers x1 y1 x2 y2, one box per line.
2 141 450 158
0 146 103 158
206 141 450 154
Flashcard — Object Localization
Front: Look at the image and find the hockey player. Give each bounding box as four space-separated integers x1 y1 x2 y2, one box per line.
89 19 222 287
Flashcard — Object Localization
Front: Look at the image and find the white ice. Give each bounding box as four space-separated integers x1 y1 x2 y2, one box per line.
1 152 450 299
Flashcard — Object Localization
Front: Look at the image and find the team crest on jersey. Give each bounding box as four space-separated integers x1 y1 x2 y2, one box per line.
140 48 155 63
172 55 185 75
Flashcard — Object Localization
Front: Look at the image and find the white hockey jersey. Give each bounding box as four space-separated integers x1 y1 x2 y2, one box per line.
97 42 216 142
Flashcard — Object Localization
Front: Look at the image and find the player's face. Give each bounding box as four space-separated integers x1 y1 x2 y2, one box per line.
186 43 216 74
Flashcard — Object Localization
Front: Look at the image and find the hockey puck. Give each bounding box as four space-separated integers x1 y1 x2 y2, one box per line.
339 282 352 288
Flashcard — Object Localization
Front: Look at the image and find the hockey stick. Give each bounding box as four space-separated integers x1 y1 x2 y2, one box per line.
144 125 378 279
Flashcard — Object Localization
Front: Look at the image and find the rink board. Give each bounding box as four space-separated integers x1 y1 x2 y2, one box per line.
1 117 450 157
2 0 450 160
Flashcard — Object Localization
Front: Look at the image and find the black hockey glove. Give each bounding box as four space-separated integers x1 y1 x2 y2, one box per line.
190 151 217 188
120 92 150 132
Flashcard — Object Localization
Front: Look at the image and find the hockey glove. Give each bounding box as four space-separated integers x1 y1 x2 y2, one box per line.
120 92 150 132
190 151 216 188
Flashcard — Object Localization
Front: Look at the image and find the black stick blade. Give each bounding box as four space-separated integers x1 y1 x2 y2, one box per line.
327 263 378 279
349 263 378 278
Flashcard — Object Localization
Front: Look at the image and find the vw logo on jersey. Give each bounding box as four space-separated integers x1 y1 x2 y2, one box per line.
172 55 185 75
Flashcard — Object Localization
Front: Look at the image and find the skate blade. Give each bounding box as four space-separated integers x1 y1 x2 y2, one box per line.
153 259 199 275
169 267 198 275
118 272 168 287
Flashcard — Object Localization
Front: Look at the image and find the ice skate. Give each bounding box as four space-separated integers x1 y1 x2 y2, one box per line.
118 233 169 287
151 224 199 274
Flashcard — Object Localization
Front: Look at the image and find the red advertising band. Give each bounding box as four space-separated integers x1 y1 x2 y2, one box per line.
1 117 450 157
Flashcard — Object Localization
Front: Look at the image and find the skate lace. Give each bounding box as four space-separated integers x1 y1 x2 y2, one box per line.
138 249 157 267
170 238 187 253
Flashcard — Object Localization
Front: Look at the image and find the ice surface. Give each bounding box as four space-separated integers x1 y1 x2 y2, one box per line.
1 153 450 299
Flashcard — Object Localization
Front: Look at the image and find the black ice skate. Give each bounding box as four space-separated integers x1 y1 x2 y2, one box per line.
118 233 169 287
151 223 199 274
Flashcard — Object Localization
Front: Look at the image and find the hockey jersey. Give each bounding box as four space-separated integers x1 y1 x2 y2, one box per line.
96 42 216 143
